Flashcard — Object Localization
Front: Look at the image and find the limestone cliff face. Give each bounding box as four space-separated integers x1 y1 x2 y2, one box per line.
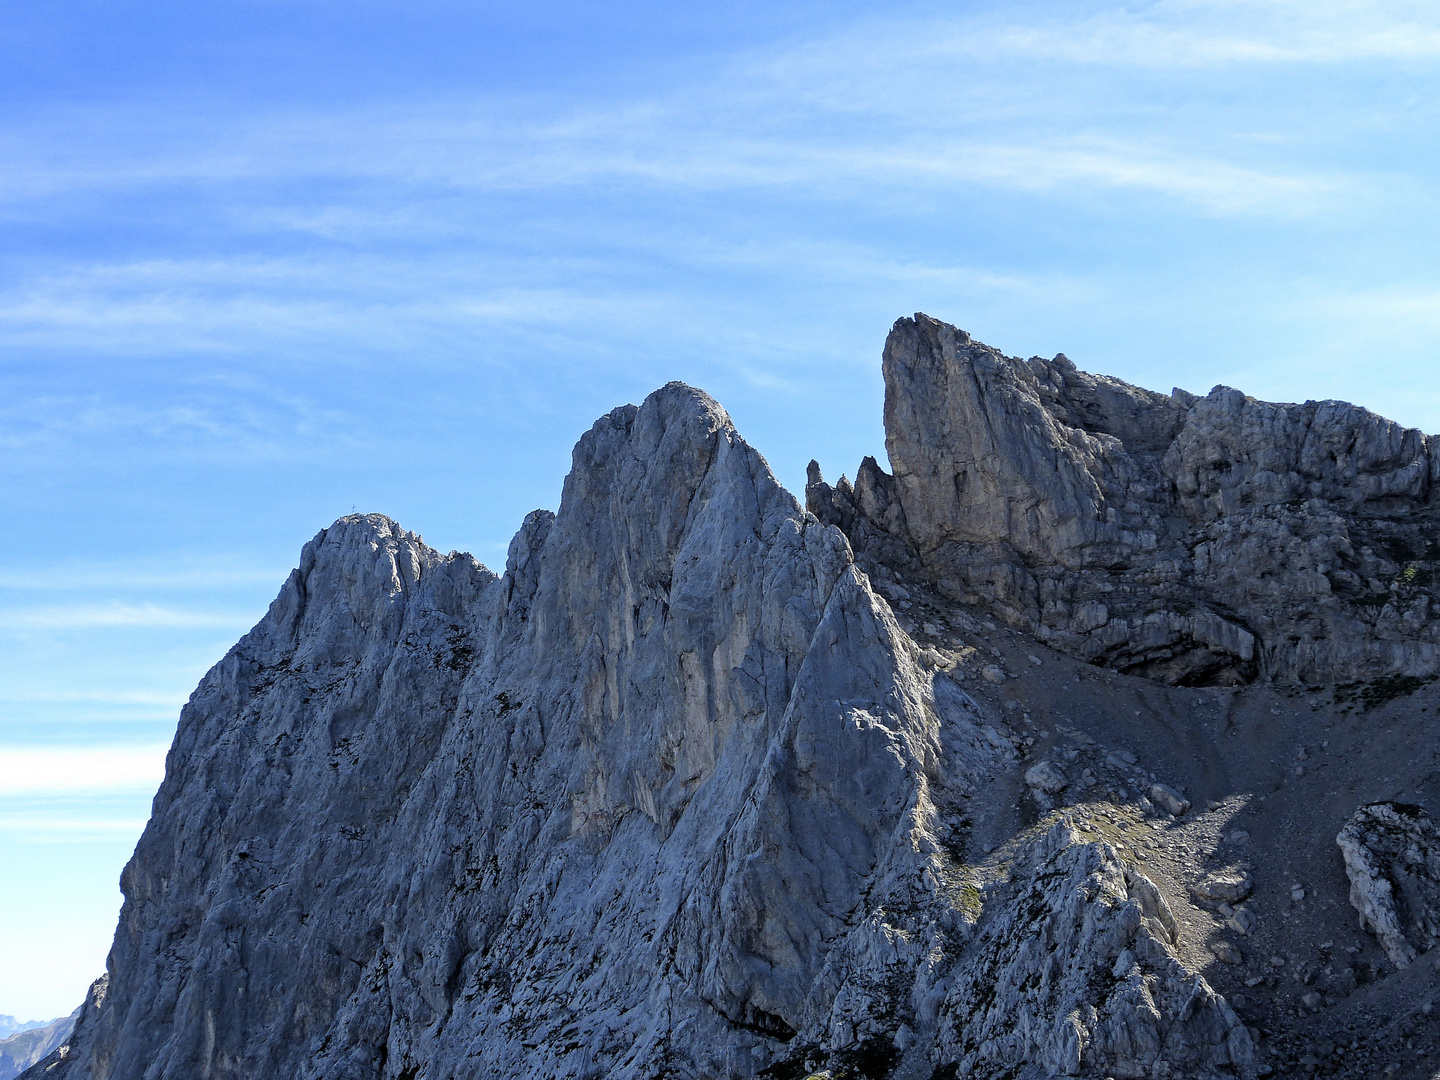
30 382 1255 1080
810 313 1440 685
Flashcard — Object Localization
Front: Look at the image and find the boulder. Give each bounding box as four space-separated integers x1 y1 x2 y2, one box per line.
1025 761 1070 794
1196 872 1254 903
1337 802 1440 969
1150 783 1191 817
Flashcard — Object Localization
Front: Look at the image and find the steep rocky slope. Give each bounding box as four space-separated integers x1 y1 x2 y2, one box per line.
810 314 1440 686
27 319 1440 1080
0 1024 46 1044
0 1011 76 1080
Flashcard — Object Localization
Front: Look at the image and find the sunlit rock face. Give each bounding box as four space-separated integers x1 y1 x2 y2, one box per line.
810 313 1440 686
32 325 1440 1080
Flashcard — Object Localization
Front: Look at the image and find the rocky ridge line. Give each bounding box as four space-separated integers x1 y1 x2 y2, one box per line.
808 313 1440 686
23 381 1258 1080
25 326 1440 1080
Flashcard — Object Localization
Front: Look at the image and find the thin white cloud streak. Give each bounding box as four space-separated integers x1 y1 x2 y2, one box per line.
1260 283 1440 358
0 689 186 706
0 712 181 725
0 560 287 592
1068 0 1440 66
0 226 1153 368
0 6 1392 219
760 1 1440 80
1322 286 1440 327
0 263 730 366
8 119 1277 208
0 0 1424 403
0 817 149 834
829 140 1339 216
0 261 656 346
0 744 168 794
0 603 255 630
0 370 365 463
985 21 1440 65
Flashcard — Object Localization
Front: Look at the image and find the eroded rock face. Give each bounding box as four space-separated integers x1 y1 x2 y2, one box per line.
763 820 1253 1080
1337 802 1440 969
808 313 1440 685
31 382 1256 1080
946 825 1248 1079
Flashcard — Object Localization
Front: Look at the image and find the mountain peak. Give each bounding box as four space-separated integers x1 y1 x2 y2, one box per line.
32 320 1440 1080
806 314 1440 685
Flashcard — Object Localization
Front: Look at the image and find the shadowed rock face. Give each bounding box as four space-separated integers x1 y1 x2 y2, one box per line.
27 381 1258 1080
0 1007 80 1080
38 330 1440 1080
808 313 1440 685
1337 803 1440 970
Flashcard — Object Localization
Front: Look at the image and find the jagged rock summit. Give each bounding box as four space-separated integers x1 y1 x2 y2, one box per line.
809 313 1440 686
30 325 1440 1080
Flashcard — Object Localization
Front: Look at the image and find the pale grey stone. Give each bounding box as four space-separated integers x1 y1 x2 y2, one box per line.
1150 783 1191 817
1025 761 1069 794
1224 905 1258 937
30 381 1264 1080
1212 940 1243 965
925 823 1250 1079
807 313 1440 686
983 725 1014 750
1196 872 1253 903
1337 802 1440 969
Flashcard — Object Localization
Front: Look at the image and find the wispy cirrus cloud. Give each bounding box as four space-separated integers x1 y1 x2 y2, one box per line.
0 744 168 795
0 815 150 835
0 603 255 630
801 138 1341 216
980 1 1440 67
753 1 1440 82
0 558 287 592
0 689 187 706
0 4 1394 230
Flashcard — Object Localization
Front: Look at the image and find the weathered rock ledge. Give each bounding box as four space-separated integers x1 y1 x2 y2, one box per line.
808 313 1440 685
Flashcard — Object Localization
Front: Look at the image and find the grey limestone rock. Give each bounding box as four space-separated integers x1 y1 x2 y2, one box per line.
1220 904 1256 937
1337 802 1440 969
1212 939 1242 966
1025 760 1069 794
1195 872 1253 904
808 313 1440 686
1148 783 1191 818
31 381 1257 1080
923 823 1252 1080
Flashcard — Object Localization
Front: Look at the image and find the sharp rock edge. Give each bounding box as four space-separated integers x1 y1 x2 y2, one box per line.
27 324 1440 1080
809 313 1440 687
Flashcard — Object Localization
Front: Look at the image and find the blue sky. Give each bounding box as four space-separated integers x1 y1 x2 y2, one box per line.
3 0 1440 1020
